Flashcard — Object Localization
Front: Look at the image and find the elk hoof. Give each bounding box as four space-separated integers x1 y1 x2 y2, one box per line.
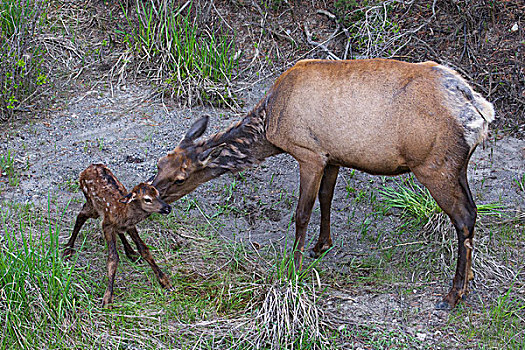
308 250 320 259
309 243 332 259
435 300 452 310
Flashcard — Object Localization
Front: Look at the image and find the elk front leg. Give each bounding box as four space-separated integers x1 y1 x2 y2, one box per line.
102 224 119 307
311 164 339 258
127 227 173 290
293 159 326 269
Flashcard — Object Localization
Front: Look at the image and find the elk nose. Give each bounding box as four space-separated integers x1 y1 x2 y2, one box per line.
161 204 172 215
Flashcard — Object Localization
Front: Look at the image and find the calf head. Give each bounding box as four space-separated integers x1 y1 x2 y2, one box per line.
120 183 171 215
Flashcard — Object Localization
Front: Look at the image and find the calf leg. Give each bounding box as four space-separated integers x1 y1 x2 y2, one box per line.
118 233 140 262
311 164 339 258
127 227 172 289
102 223 119 307
63 202 98 258
413 165 476 310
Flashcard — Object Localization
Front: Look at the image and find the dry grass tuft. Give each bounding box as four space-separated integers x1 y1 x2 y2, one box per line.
241 277 327 349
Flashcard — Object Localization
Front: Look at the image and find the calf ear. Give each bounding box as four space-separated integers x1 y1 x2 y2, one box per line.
182 115 209 144
198 143 226 166
145 175 155 185
119 192 136 204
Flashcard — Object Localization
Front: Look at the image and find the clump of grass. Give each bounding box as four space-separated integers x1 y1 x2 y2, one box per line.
0 0 49 121
514 173 525 192
457 279 525 348
236 251 331 349
379 175 439 226
116 0 239 106
379 175 505 229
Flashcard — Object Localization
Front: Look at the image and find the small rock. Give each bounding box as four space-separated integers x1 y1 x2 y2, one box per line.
416 332 427 341
511 23 518 32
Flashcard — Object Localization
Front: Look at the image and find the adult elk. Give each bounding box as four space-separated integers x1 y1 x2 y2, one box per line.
64 164 173 306
150 59 495 310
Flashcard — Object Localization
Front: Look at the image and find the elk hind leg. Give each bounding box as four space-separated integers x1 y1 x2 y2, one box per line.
414 167 476 310
310 164 339 258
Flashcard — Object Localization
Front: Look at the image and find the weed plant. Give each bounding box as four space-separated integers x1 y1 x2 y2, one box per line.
0 0 48 121
117 0 239 106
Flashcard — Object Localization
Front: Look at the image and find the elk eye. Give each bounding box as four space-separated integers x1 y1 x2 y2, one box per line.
144 198 152 203
174 179 185 185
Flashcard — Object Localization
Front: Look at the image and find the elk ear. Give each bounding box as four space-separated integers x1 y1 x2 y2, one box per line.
198 143 226 166
119 192 136 204
182 115 209 144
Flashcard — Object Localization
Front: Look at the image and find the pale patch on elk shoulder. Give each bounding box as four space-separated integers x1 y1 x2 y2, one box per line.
150 58 495 310
63 163 172 307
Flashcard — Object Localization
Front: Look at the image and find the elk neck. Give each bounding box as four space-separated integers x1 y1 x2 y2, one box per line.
195 100 282 176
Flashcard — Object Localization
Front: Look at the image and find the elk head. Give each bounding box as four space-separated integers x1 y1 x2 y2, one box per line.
150 116 225 203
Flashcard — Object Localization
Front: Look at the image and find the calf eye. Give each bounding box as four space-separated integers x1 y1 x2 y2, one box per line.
144 198 152 203
174 179 185 185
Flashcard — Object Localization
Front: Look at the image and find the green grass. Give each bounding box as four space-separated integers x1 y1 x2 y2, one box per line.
379 175 505 227
1 180 521 349
0 0 49 120
0 200 95 349
331 324 428 349
117 0 239 105
448 279 525 349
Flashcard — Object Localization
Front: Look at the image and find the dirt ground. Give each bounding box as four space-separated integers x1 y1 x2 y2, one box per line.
1 78 523 347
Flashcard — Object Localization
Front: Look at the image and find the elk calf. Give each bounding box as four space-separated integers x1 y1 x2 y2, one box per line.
64 163 172 307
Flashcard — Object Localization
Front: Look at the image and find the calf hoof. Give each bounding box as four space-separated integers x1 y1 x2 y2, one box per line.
102 299 113 309
159 275 173 290
62 247 75 259
127 253 141 263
